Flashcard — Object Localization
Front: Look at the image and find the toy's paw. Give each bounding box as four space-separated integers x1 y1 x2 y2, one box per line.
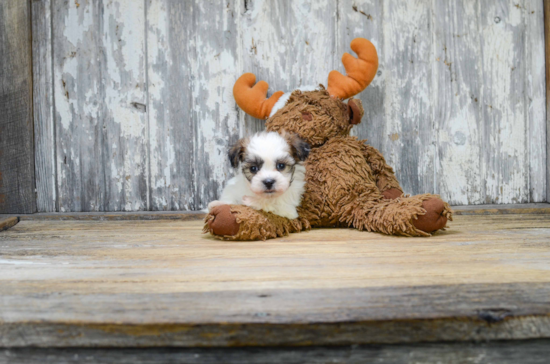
382 188 403 200
413 197 448 233
206 204 240 237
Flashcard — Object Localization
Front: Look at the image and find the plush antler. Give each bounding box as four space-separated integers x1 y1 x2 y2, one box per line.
233 73 284 119
327 38 379 100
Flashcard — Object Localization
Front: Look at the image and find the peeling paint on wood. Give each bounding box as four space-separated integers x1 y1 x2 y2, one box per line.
52 0 148 212
32 0 547 211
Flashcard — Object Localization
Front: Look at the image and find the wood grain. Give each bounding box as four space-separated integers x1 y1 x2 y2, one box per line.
32 0 56 212
481 1 528 204
526 0 547 203
15 210 205 221
0 201 545 220
379 0 435 196
2 340 550 364
545 0 550 204
0 1 35 214
190 0 241 209
1 214 550 347
453 202 550 215
433 0 484 204
52 0 148 212
146 0 196 211
0 216 18 231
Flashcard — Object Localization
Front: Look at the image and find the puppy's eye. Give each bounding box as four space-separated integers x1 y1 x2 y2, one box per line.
250 166 258 173
276 163 286 171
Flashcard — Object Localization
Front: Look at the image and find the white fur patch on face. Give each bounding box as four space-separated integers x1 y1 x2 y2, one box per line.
268 85 319 118
243 132 295 197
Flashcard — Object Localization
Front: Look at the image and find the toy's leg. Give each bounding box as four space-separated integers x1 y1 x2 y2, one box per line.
203 204 310 241
342 192 452 237
361 144 403 199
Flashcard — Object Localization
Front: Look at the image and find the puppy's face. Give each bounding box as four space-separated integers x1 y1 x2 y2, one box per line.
229 132 310 197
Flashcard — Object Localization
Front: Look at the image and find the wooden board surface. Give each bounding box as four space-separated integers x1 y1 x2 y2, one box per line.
2 340 550 364
1 214 550 347
545 0 550 204
32 0 56 213
0 1 35 214
32 0 547 212
0 217 18 231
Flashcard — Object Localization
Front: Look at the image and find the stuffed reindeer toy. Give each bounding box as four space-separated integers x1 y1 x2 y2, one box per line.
205 38 452 240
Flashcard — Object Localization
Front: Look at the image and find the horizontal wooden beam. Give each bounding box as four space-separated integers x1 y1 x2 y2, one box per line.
0 203 548 221
2 340 550 364
11 210 206 221
2 282 550 348
452 203 550 215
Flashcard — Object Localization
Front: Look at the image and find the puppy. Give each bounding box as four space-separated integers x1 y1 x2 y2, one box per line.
208 131 310 219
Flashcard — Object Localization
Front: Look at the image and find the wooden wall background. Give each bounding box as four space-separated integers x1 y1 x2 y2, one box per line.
30 0 547 212
0 1 35 214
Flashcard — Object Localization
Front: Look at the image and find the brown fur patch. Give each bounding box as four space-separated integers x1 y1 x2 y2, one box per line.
267 87 351 147
228 137 249 168
281 131 310 162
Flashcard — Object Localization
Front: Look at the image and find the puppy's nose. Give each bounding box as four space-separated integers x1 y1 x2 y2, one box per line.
263 179 275 189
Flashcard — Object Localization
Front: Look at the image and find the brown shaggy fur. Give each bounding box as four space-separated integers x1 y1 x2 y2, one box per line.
205 87 452 240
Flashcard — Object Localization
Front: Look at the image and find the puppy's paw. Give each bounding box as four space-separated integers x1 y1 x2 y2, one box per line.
207 200 225 212
278 207 299 220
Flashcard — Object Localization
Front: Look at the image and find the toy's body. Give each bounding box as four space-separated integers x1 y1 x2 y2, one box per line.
204 38 452 240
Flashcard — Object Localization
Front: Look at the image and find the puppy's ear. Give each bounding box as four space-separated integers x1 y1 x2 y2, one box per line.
284 132 310 162
228 138 248 168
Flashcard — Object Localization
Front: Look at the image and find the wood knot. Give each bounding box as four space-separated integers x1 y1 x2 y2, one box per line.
477 308 512 324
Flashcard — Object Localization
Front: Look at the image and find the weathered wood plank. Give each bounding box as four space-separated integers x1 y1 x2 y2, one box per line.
101 0 149 211
146 0 196 211
545 0 550 204
0 1 35 214
191 0 241 209
526 0 547 203
453 202 550 215
1 215 550 347
0 217 18 231
52 0 105 211
14 210 204 221
432 0 484 205
2 341 550 364
377 1 435 196
480 1 529 204
0 202 546 220
32 0 57 212
53 0 148 212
